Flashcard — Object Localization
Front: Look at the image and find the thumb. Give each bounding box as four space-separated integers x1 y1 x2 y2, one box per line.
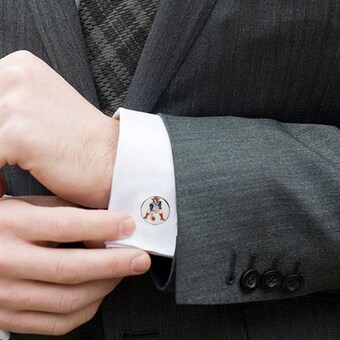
0 174 7 197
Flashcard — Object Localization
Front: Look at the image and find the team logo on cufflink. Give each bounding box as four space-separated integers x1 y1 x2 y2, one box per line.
141 196 170 225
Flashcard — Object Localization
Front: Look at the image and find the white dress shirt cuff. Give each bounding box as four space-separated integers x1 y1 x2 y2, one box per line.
0 330 10 339
105 108 177 258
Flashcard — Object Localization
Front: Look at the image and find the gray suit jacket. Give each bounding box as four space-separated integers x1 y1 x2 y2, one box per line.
2 0 340 339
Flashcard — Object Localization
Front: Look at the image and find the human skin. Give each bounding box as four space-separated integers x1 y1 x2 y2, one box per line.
0 195 151 335
0 51 151 335
0 50 116 208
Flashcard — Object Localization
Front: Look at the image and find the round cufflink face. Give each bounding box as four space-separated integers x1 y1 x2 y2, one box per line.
141 196 170 225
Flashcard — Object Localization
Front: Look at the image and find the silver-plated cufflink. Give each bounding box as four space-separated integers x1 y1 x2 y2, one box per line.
141 196 170 225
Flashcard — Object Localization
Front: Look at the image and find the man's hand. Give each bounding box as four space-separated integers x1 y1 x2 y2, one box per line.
0 51 118 208
0 196 151 336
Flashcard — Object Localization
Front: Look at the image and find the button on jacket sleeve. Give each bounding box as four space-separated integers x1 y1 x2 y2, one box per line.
159 113 340 304
77 0 340 306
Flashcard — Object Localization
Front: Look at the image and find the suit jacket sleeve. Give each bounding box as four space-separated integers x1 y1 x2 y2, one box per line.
153 113 340 305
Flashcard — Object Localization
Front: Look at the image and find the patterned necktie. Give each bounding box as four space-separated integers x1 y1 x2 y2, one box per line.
79 0 159 113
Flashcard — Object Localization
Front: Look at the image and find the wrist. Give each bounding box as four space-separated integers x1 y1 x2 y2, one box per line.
92 115 119 209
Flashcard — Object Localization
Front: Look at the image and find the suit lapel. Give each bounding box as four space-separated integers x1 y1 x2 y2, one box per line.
124 0 217 113
27 0 99 107
27 0 217 112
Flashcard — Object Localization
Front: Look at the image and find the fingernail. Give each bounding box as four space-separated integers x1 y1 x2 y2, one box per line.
131 253 150 273
119 218 136 237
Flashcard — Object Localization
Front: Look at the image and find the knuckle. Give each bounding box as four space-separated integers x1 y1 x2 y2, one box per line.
56 292 73 314
107 256 124 277
3 65 31 88
52 309 95 337
83 301 100 325
52 209 74 241
0 250 12 275
0 94 13 114
84 301 101 323
0 310 18 331
51 320 70 337
71 290 85 311
0 282 12 305
1 120 28 161
54 256 78 284
52 303 100 336
0 88 26 123
0 208 13 232
0 90 22 121
57 290 83 314
0 257 8 275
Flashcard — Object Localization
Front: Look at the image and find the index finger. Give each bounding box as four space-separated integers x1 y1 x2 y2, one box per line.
3 200 135 242
6 246 151 284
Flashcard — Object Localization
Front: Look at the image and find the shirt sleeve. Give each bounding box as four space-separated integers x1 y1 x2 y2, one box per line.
0 329 11 339
105 108 177 258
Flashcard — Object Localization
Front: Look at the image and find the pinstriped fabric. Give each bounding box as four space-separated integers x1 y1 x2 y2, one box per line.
79 0 159 113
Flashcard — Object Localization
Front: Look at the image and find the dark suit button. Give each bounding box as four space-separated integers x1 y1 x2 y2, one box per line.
240 269 260 292
282 274 304 292
261 269 283 289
